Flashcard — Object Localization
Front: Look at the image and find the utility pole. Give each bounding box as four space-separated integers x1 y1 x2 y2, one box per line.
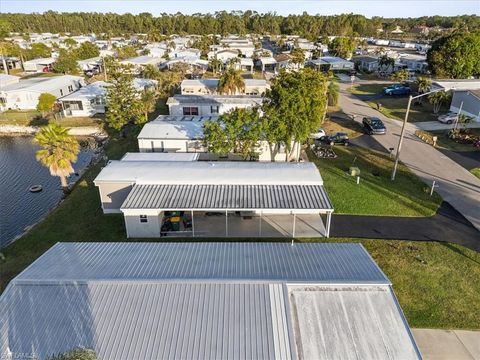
391 95 412 180
391 87 447 181
103 57 108 81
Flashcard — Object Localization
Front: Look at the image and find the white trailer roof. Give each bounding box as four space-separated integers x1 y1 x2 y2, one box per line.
94 161 324 186
120 152 199 161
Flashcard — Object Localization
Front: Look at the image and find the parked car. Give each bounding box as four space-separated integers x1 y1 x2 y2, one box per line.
310 128 326 139
362 117 387 135
383 84 411 96
438 112 458 124
319 132 349 146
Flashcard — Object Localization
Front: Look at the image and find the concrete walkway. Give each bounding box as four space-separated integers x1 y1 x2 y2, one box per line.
415 121 480 131
413 329 480 360
339 83 480 232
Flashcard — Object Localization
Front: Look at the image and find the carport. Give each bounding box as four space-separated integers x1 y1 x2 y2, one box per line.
121 183 333 238
105 161 333 239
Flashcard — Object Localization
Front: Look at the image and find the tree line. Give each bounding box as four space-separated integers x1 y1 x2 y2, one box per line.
1 11 479 39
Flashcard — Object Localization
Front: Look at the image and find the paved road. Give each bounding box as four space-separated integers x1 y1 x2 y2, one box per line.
339 83 480 232
413 329 480 360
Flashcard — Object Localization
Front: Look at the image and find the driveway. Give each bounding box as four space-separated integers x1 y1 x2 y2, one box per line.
331 202 480 252
339 82 480 232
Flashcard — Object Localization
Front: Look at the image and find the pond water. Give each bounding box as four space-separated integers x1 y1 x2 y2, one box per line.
0 136 95 248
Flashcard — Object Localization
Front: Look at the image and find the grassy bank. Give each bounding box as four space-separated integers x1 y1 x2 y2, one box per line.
430 129 480 152
0 110 103 127
471 168 480 179
310 145 442 216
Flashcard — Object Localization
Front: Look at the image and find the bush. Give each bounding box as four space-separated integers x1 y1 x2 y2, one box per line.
47 348 97 360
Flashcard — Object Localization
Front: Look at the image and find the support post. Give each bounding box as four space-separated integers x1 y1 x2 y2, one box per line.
225 210 228 237
191 210 195 237
292 213 296 238
259 211 262 237
325 212 332 238
392 95 412 181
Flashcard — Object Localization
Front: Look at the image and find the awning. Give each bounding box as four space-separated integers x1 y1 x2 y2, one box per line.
121 184 333 211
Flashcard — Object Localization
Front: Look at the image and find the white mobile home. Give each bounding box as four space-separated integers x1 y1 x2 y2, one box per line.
450 90 480 122
180 78 269 95
120 55 164 71
58 81 107 117
94 161 334 238
23 57 56 73
167 94 263 116
137 115 287 161
0 75 83 111
58 78 157 117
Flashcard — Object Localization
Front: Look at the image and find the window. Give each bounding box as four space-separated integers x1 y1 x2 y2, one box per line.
63 101 83 111
210 105 219 114
68 85 73 92
60 89 64 96
183 107 199 115
140 215 148 223
95 96 105 105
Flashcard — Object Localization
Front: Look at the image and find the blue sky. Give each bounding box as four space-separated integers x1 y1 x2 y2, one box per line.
1 0 479 17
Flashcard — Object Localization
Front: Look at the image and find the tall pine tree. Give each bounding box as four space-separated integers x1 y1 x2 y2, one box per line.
105 62 141 131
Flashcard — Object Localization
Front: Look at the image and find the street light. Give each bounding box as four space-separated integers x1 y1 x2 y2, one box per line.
391 87 449 181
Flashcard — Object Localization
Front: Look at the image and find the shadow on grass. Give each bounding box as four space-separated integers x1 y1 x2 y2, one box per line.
28 115 49 126
440 242 480 265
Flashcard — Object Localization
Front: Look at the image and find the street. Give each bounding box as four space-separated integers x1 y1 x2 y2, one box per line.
338 81 480 231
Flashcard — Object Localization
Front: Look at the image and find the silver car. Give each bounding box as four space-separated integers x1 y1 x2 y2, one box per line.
437 112 458 124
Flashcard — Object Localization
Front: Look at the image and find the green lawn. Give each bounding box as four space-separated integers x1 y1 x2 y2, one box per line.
349 83 388 96
430 129 480 152
0 110 103 127
470 167 480 179
349 83 449 123
310 146 442 216
367 97 448 123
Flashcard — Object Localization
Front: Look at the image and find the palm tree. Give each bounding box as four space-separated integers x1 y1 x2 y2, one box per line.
218 68 245 95
226 57 241 70
377 55 395 74
416 76 432 94
390 69 409 82
34 124 80 193
209 57 223 75
428 91 451 114
140 64 160 80
137 89 158 123
327 80 340 106
415 76 432 104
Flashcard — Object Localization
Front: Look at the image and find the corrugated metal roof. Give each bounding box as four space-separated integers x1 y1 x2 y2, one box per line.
121 184 333 210
0 243 419 360
1 282 293 360
14 243 388 284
